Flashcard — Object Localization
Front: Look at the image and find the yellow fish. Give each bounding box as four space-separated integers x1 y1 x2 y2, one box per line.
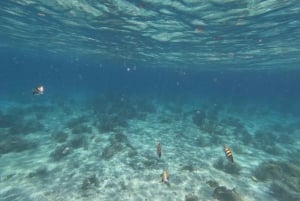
161 170 169 184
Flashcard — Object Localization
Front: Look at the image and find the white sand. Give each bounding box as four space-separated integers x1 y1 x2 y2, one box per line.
0 98 299 201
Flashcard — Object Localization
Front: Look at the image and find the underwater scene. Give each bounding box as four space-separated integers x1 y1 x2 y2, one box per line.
0 1 300 201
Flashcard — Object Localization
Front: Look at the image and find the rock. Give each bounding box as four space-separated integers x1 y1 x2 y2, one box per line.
185 193 199 201
253 161 300 193
50 144 71 161
101 132 134 160
52 131 68 143
69 135 87 149
81 174 99 190
0 135 37 154
206 180 219 188
192 110 206 127
0 114 17 128
71 124 92 134
28 166 48 178
101 142 124 160
213 186 243 201
270 181 300 201
213 158 241 175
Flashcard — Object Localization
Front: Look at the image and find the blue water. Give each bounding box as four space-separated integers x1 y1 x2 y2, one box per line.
2 49 300 110
1 1 300 201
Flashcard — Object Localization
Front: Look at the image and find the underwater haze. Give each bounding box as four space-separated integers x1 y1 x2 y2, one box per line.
0 1 300 201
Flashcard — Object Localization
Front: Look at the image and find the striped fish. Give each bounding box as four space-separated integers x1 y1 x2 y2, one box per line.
223 145 234 163
157 141 162 158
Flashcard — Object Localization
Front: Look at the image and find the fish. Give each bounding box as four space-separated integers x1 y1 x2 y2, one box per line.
157 140 161 158
223 145 234 163
32 85 44 95
161 170 169 184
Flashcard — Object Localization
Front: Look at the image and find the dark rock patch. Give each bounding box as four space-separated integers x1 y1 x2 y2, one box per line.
185 193 199 201
220 117 244 129
238 128 253 145
50 144 71 161
101 133 135 160
71 124 92 135
142 158 157 169
28 166 48 178
69 136 87 149
92 96 154 133
26 105 52 119
96 114 128 133
0 135 37 154
252 130 280 154
194 135 211 147
206 180 219 188
213 158 241 175
213 186 243 201
277 133 294 144
81 174 99 190
192 110 206 127
101 142 124 160
0 114 18 128
52 131 68 143
199 119 222 135
7 121 43 135
270 181 300 201
66 116 89 128
253 161 300 193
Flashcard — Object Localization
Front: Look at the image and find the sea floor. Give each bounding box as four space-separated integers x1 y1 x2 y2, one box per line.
0 94 300 201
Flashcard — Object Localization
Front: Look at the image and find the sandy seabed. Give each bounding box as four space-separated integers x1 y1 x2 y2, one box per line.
0 95 299 201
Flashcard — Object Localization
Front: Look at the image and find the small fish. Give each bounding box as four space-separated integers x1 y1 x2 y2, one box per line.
224 145 234 163
161 170 169 184
32 85 44 95
157 141 161 158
